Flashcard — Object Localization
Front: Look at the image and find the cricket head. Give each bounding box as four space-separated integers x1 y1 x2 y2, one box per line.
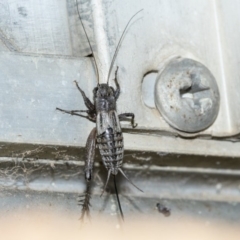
93 84 115 99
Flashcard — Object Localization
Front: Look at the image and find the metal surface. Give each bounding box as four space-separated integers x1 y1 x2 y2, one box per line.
1 153 240 202
91 0 111 83
0 52 95 145
0 1 240 239
0 155 240 240
155 58 220 132
0 2 240 160
0 0 94 56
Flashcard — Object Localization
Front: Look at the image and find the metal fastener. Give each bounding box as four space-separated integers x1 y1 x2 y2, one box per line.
155 57 220 133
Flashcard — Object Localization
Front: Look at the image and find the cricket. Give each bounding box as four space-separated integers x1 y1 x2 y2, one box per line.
56 3 143 221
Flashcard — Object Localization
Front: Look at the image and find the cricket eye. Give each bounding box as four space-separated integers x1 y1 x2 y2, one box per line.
93 87 98 95
108 90 113 96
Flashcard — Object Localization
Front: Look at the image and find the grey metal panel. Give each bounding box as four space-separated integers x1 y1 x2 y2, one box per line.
0 0 95 56
73 0 239 138
0 0 72 55
98 0 229 137
0 0 240 155
0 53 239 156
0 1 240 237
0 52 95 146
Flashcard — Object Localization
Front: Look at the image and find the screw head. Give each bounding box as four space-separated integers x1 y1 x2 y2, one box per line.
155 57 220 133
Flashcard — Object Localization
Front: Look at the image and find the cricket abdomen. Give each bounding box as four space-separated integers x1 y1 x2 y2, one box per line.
97 128 124 175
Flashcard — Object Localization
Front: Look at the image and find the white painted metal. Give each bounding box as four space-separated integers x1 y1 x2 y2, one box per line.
91 0 111 83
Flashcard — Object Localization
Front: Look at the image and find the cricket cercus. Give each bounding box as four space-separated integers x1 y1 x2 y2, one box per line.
56 7 143 221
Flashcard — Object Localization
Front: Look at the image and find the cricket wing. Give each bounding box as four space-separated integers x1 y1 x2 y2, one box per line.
96 110 121 135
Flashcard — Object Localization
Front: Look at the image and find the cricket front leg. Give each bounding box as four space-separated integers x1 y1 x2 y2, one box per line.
74 80 95 111
119 113 138 128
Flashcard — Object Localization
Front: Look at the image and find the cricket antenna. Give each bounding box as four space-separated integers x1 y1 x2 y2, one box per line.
107 9 143 84
76 0 100 84
113 175 124 221
119 168 143 192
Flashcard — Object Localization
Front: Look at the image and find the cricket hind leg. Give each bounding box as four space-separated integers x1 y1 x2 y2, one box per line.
79 127 97 222
84 127 97 181
78 180 92 222
119 112 138 128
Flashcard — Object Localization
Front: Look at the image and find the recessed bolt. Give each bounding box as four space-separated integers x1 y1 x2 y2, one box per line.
155 57 220 133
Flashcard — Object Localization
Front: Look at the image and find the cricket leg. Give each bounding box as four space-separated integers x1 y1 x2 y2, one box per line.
56 108 87 115
119 113 137 128
84 127 97 181
56 108 91 119
74 80 95 111
79 127 97 222
78 181 92 221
